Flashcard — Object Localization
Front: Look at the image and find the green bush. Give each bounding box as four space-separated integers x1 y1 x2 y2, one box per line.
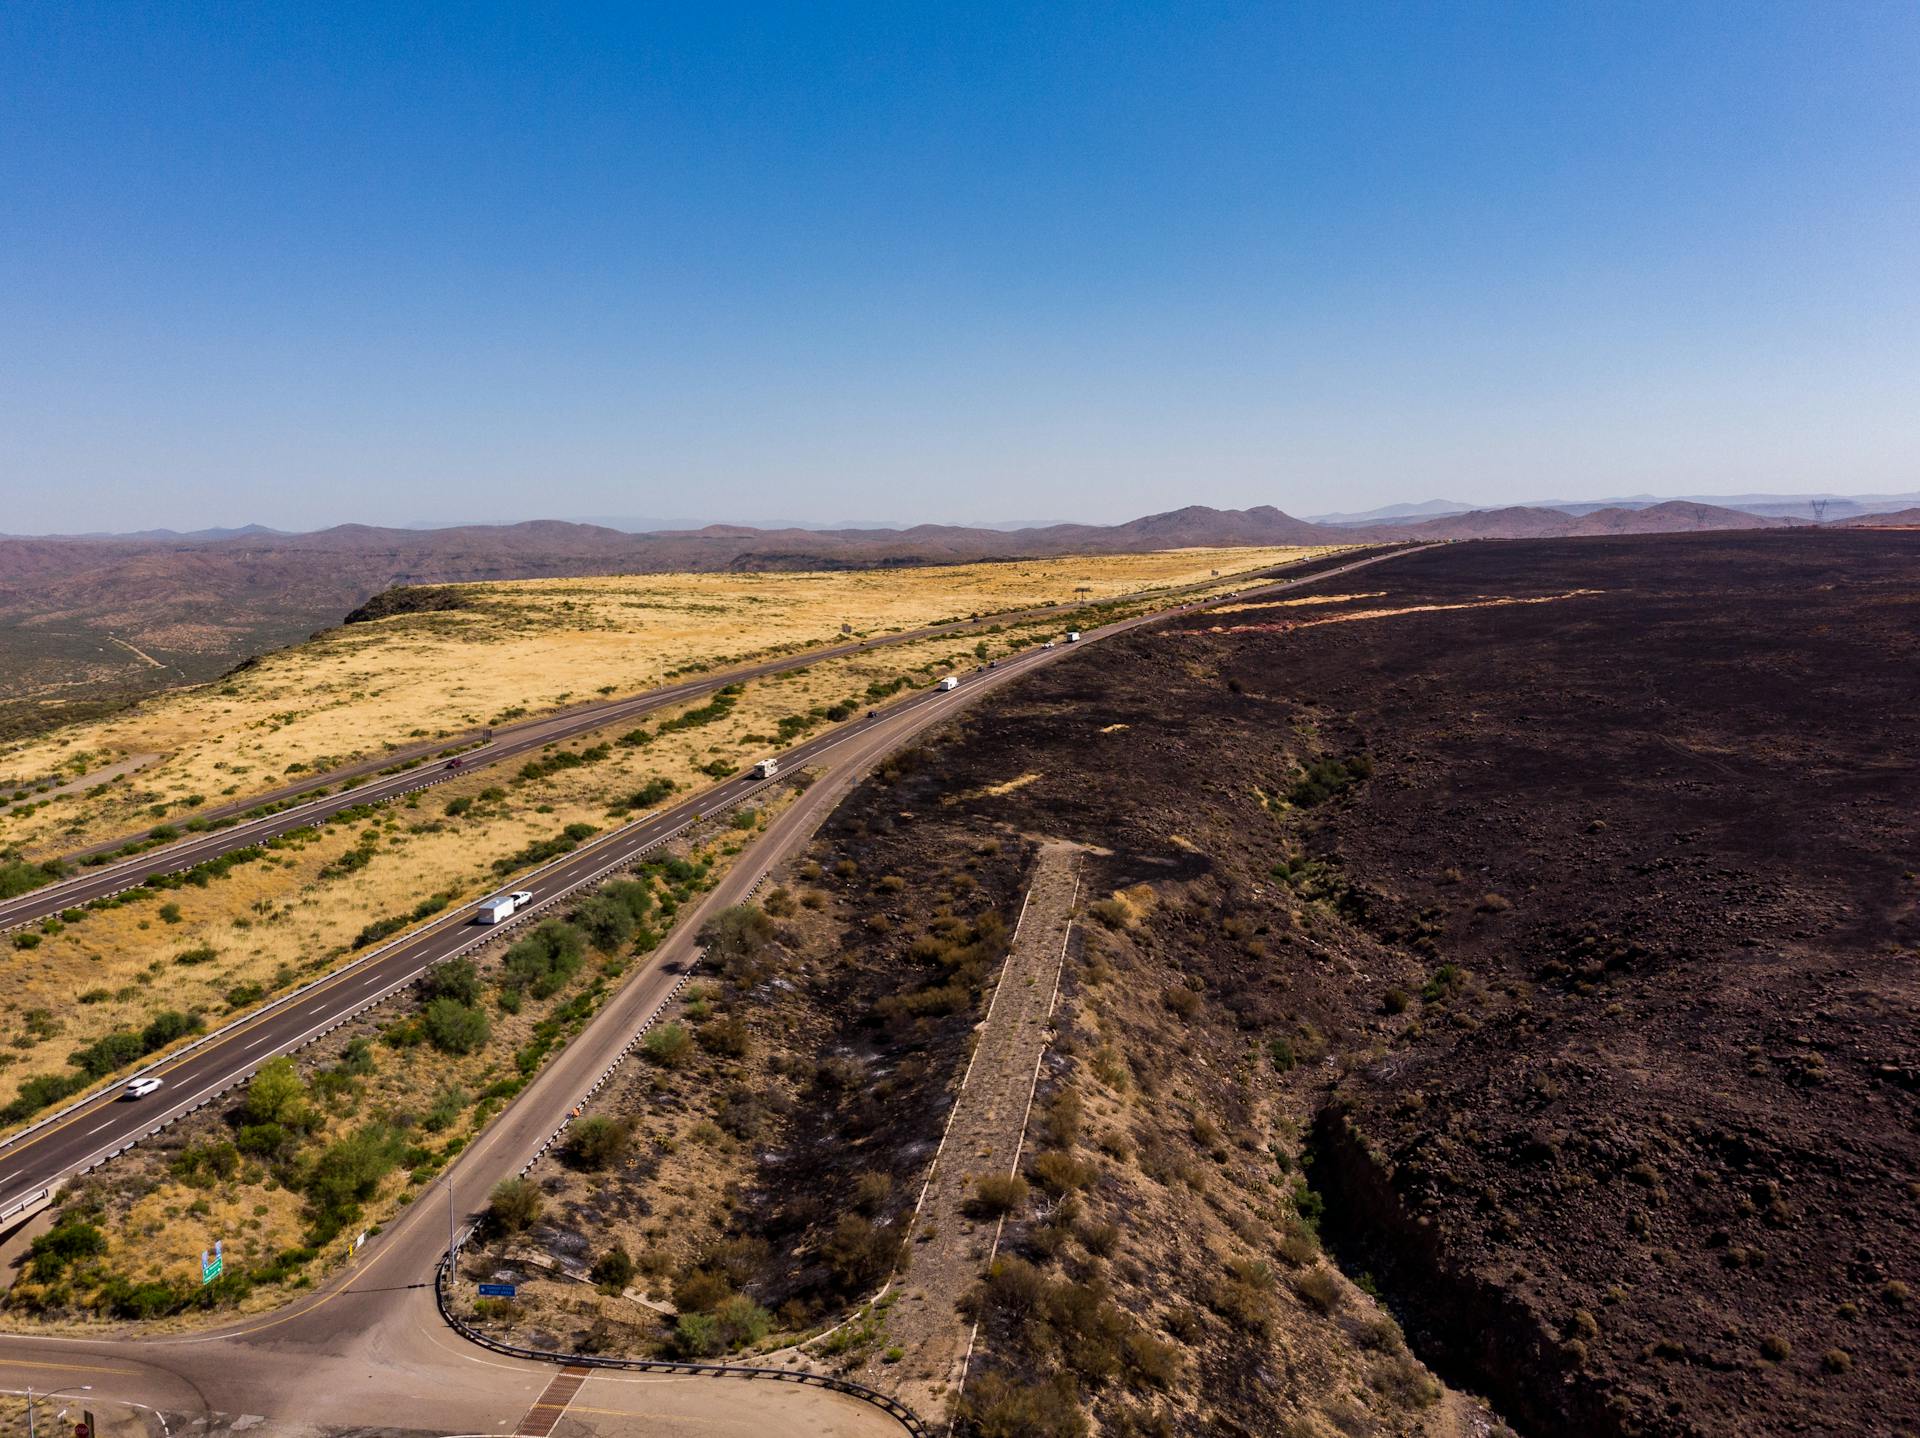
1287 753 1374 807
489 1177 542 1232
246 1057 306 1125
564 1116 630 1170
422 998 490 1055
303 1124 405 1241
27 1220 106 1280
673 1310 722 1357
967 1173 1030 1218
420 959 481 1006
643 1022 692 1067
501 922 587 998
592 1245 636 1292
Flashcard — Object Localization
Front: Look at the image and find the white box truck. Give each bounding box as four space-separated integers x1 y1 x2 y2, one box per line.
751 758 779 779
1067 630 1081 642
475 890 534 925
938 676 959 691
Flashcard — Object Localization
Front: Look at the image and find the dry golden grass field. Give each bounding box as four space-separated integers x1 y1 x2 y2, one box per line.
0 547 1324 859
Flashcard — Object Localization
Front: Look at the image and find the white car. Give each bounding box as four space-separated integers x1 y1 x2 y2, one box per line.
124 1076 164 1099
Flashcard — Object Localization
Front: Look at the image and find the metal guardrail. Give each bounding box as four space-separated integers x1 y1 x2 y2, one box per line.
434 1230 930 1436
0 1186 50 1225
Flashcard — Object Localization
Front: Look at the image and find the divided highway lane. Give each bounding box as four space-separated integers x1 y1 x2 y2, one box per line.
0 551 1359 935
0 545 1427 1222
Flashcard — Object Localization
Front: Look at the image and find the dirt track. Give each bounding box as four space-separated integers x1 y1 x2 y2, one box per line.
875 841 1082 1417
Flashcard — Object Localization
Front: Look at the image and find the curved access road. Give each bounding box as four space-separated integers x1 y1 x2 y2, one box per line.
0 549 1365 938
0 545 1427 1437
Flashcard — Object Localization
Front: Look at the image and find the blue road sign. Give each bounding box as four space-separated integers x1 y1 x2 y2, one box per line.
477 1282 516 1298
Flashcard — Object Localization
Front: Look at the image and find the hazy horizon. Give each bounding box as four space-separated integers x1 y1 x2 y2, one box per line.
4 3 1916 534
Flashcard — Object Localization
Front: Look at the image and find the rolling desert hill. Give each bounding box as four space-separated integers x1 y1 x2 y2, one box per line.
1837 506 1920 527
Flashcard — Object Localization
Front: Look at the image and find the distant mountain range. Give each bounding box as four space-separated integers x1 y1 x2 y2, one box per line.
1310 490 1920 526
2 497 1912 715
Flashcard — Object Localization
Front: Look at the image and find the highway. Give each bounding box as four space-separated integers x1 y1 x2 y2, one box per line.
0 550 1360 937
0 545 1426 1438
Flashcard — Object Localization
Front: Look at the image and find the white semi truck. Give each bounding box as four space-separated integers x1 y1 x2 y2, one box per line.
475 890 534 925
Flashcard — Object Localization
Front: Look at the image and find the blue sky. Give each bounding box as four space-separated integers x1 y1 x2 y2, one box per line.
3 2 1916 532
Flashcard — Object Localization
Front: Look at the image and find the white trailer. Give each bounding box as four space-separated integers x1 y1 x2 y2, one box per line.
1067 630 1081 642
938 676 959 691
751 758 779 779
474 890 534 925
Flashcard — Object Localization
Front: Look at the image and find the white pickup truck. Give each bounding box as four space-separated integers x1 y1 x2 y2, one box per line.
475 890 535 925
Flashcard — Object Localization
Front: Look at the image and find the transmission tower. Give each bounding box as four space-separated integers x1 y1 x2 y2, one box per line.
1811 499 1830 523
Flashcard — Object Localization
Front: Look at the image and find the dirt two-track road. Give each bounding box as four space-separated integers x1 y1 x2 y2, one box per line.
0 548 1427 1437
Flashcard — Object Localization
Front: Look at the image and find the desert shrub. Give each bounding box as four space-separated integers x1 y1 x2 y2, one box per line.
823 1215 902 1294
501 922 587 998
0 857 67 901
1822 1348 1853 1374
1287 753 1373 807
1047 1089 1084 1147
1089 898 1130 929
303 1124 406 1240
673 1311 722 1357
564 1116 629 1170
714 1293 773 1348
28 1219 106 1280
1080 1221 1121 1257
422 998 490 1055
853 1171 893 1215
701 904 776 983
592 1245 636 1292
1123 1331 1182 1388
422 1086 468 1132
492 823 598 874
1760 1333 1791 1361
1208 1261 1275 1334
643 1022 692 1067
420 959 481 1006
1029 1150 1098 1195
1292 1265 1344 1314
958 1371 1088 1438
1163 986 1201 1018
571 893 635 954
245 1057 306 1125
1371 1353 1441 1408
968 1174 1030 1218
236 1121 288 1156
488 1177 542 1232
697 1013 750 1058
